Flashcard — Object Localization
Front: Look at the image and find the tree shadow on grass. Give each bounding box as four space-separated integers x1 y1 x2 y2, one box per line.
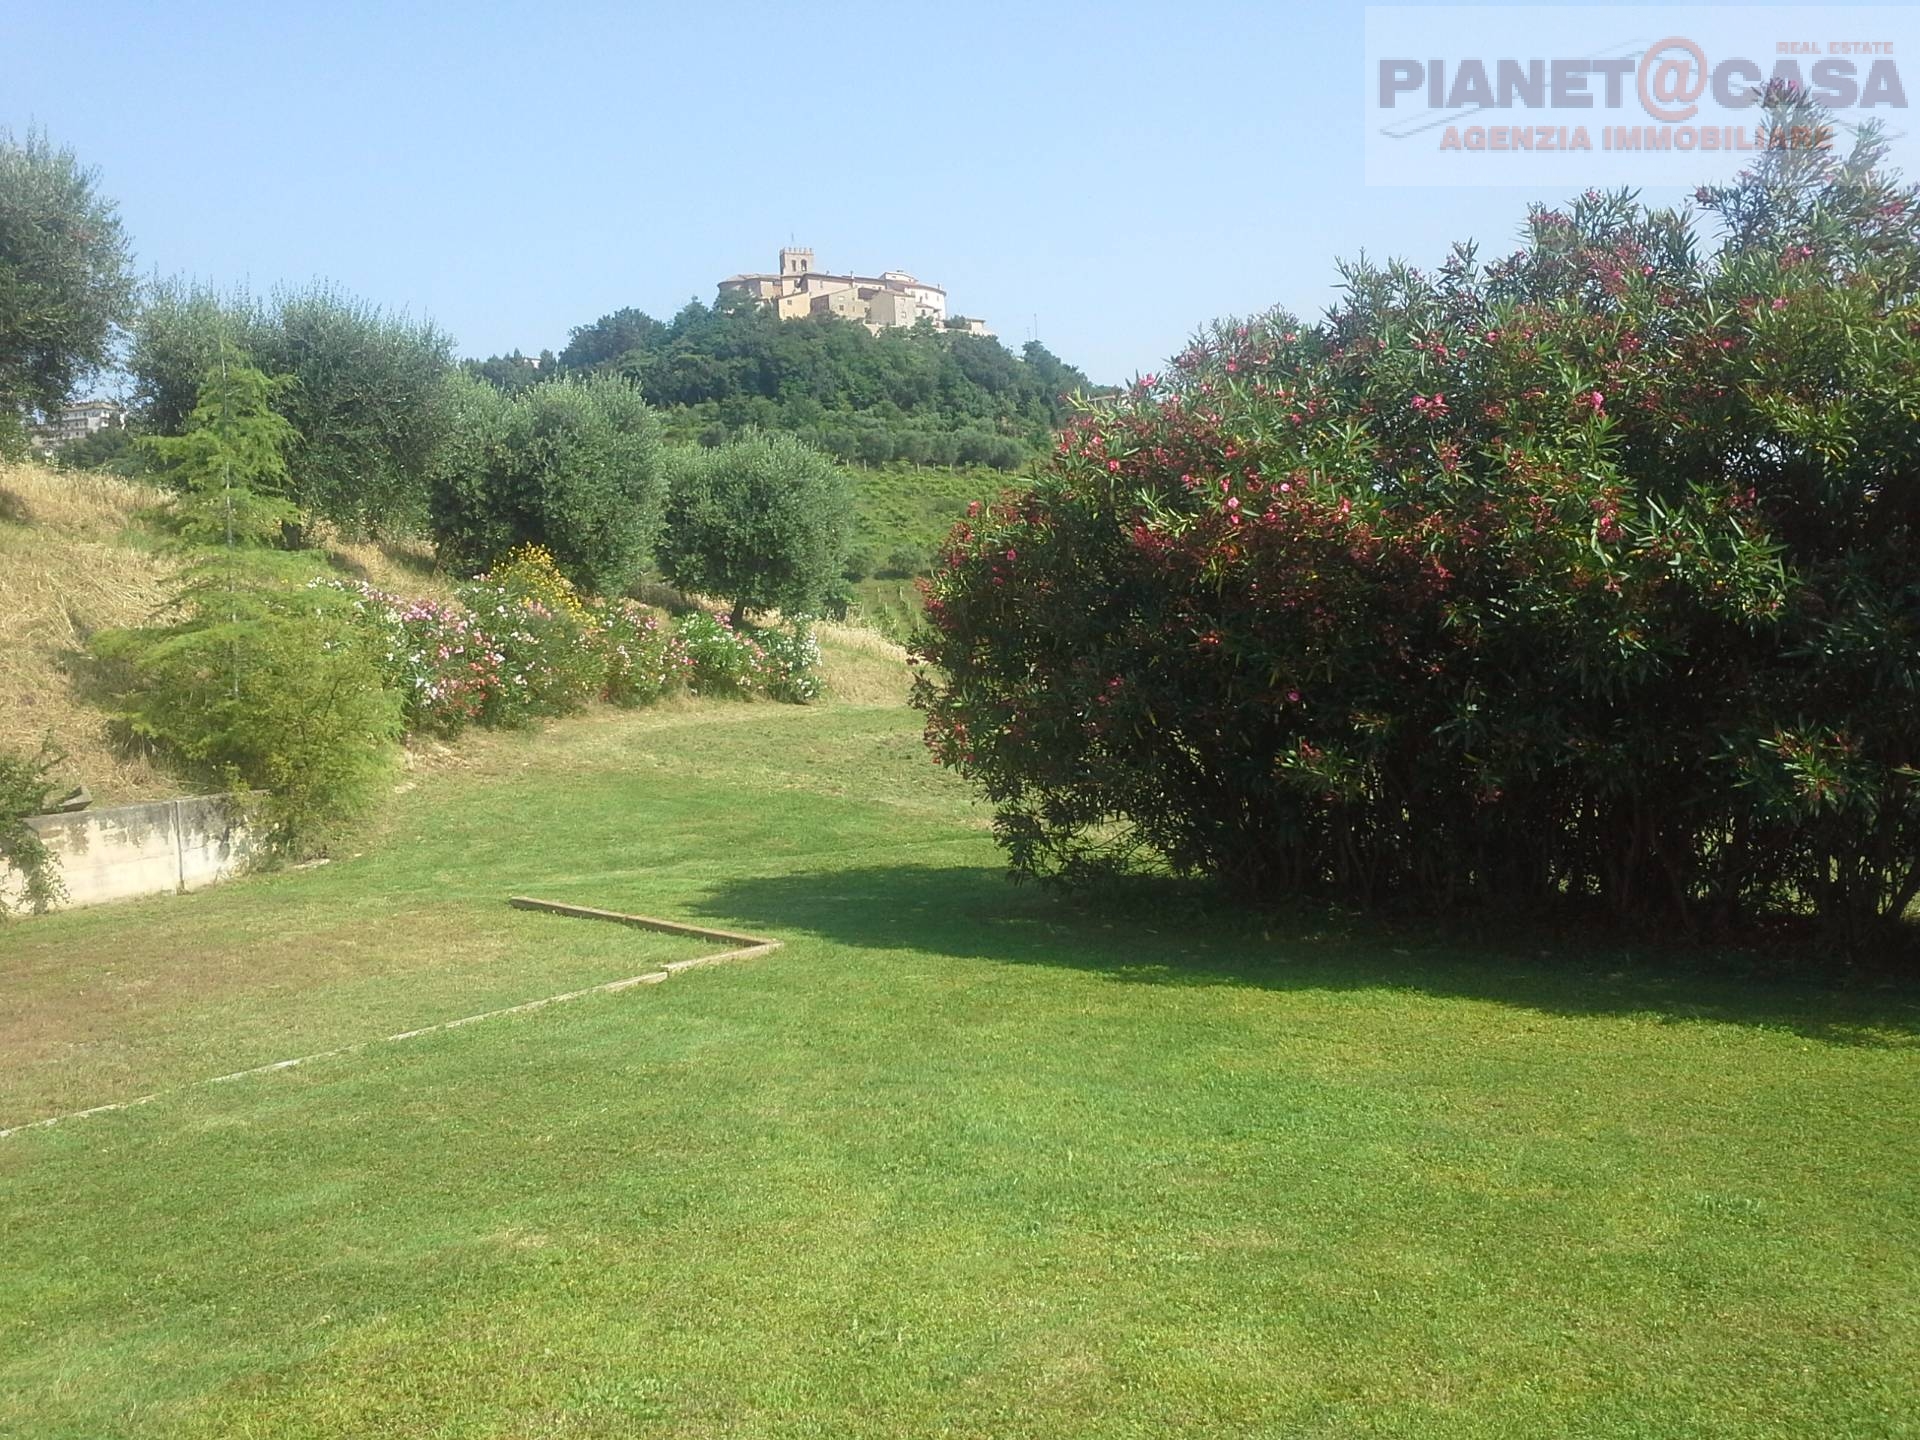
0 483 30 525
55 644 171 771
324 537 439 585
689 863 1920 1049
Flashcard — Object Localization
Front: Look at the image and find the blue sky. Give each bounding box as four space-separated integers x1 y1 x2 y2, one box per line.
3 1 1905 383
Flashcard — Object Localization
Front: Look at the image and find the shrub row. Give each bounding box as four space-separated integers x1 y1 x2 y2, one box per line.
319 545 823 735
800 425 1029 472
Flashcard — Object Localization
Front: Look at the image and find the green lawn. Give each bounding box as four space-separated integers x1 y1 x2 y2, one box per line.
2 697 1916 1438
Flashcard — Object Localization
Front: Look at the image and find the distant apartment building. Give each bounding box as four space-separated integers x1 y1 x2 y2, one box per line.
30 399 124 454
718 248 993 337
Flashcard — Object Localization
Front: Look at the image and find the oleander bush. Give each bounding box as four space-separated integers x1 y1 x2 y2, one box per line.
314 578 503 736
671 609 824 704
458 545 606 725
675 610 769 698
760 621 825 704
595 597 692 707
306 544 823 736
916 94 1920 949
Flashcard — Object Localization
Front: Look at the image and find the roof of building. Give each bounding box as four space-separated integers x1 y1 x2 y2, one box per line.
719 270 945 295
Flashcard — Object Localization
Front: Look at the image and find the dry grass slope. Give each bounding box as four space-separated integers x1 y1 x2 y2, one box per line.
315 526 456 604
0 462 179 803
815 620 913 706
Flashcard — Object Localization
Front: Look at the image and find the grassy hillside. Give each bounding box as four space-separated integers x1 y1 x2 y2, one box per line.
845 463 1012 572
846 577 925 647
2 690 1915 1437
842 463 1026 643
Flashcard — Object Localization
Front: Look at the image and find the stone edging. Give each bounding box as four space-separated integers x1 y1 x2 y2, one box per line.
506 896 781 957
0 897 781 1140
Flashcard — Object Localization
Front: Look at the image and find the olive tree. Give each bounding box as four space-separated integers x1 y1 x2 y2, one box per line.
129 281 454 537
431 372 665 594
658 432 852 624
0 129 134 448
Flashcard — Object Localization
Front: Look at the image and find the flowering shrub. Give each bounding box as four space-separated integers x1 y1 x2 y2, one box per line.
916 94 1920 948
304 538 820 736
760 621 824 704
675 610 769 698
593 598 691 707
312 579 502 735
453 546 603 723
459 576 605 727
485 545 593 625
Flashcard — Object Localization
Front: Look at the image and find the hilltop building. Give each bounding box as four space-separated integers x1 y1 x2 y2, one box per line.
719 248 992 337
29 399 123 455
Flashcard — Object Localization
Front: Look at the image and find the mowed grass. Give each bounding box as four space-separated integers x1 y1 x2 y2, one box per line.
0 886 711 1128
2 699 1917 1438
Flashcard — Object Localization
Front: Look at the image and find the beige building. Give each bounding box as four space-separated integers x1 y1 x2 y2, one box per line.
30 399 123 455
719 248 992 337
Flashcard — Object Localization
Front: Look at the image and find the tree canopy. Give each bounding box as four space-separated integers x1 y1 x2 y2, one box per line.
142 349 299 548
658 431 852 624
129 280 455 536
0 129 134 446
477 297 1100 469
431 371 665 594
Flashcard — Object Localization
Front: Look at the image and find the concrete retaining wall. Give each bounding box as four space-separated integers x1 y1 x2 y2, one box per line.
3 794 257 913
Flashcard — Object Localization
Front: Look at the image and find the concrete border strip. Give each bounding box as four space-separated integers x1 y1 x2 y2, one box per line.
0 898 781 1141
